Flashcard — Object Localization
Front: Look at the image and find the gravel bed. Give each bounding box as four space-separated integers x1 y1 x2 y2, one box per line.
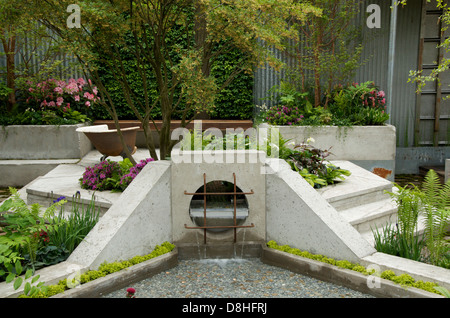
102 258 375 298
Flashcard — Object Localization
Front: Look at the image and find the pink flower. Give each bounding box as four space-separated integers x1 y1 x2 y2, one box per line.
378 91 385 98
126 287 136 298
28 87 34 92
74 95 80 102
85 101 91 107
77 78 86 86
56 97 64 106
54 87 64 94
48 101 56 107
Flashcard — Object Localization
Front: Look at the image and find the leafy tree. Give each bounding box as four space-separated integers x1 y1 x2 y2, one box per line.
283 0 364 108
24 0 320 161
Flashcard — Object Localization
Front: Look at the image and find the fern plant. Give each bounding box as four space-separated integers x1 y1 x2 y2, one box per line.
0 188 66 274
378 170 450 268
420 170 450 268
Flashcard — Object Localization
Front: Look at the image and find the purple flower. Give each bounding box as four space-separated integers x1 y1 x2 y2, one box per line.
53 196 66 203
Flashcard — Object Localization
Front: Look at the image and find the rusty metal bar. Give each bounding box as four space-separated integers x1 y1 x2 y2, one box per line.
184 191 254 196
203 173 207 244
184 224 255 230
184 172 254 244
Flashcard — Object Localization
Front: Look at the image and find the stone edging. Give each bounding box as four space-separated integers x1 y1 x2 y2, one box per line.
51 248 179 298
260 245 443 298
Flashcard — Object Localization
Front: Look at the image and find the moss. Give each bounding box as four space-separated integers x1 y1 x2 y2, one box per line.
266 240 445 297
21 241 175 298
390 273 416 286
336 260 356 270
352 265 369 275
380 270 396 280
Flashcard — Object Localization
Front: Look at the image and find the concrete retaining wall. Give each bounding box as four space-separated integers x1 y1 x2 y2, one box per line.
67 160 172 269
265 158 376 264
170 150 266 244
0 124 92 160
264 124 396 180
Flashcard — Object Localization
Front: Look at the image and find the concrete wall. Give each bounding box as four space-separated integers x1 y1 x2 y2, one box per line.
170 150 266 244
264 124 397 181
396 147 450 174
265 158 376 264
0 124 92 160
68 160 172 269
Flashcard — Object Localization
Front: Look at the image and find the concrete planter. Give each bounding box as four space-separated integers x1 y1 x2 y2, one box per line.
0 123 92 160
0 123 93 187
263 124 396 180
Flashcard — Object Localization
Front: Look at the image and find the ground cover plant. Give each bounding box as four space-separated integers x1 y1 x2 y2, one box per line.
0 188 100 291
373 170 450 269
18 241 175 298
80 157 154 192
266 240 447 296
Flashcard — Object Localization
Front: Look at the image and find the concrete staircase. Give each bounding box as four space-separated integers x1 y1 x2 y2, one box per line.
317 161 399 246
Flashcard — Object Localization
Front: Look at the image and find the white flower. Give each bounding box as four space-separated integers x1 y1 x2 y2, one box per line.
306 137 315 144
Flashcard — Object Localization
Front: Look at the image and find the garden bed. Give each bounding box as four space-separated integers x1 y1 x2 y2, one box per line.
93 119 254 148
261 124 396 180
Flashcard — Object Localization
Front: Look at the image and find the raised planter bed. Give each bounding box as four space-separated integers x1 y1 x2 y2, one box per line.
0 123 92 160
260 124 396 180
93 119 254 148
0 123 93 187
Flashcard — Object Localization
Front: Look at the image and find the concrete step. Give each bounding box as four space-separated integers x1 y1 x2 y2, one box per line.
0 159 80 187
317 160 394 211
361 217 428 248
340 197 398 235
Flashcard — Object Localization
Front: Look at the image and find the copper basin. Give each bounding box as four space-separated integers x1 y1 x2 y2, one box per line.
77 124 139 157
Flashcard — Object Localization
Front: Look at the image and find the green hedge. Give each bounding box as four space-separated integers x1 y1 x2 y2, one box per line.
92 20 254 121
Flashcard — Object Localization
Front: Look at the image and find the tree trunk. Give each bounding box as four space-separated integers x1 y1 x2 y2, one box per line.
194 2 212 120
3 34 16 112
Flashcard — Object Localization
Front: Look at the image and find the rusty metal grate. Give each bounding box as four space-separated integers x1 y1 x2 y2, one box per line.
184 173 254 244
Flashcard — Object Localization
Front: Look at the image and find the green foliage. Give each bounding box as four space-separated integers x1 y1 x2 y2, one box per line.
47 193 100 256
374 170 450 268
266 240 444 296
180 129 350 188
20 242 175 298
284 138 351 188
0 108 90 126
90 11 254 121
263 81 389 127
0 187 66 276
0 189 101 296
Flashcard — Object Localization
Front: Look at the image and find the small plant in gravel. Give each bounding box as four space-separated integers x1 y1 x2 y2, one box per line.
126 287 136 298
